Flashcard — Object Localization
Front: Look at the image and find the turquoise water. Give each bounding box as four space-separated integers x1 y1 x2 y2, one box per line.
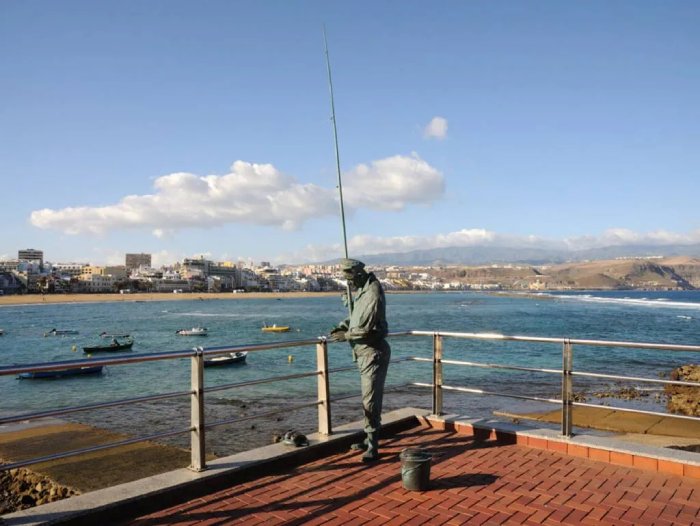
1 291 699 420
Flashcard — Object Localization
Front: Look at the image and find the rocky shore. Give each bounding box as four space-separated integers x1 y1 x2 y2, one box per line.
665 364 700 416
0 465 77 515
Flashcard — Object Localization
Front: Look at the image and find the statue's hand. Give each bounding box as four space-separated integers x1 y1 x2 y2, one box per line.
329 328 347 342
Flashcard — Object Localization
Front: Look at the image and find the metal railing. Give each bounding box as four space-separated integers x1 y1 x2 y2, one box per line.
1 330 699 473
411 331 700 437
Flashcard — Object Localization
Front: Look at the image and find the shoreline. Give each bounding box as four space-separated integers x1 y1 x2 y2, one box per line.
0 291 339 307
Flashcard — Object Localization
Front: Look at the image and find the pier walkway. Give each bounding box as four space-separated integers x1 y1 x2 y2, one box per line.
126 419 700 526
3 410 700 525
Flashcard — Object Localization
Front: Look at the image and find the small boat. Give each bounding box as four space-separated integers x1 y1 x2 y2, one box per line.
0 329 4 336
261 324 290 333
83 337 134 354
18 365 104 379
176 327 208 336
44 329 79 337
99 332 131 339
203 351 247 367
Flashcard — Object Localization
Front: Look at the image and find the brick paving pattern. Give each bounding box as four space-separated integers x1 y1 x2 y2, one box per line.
128 425 700 525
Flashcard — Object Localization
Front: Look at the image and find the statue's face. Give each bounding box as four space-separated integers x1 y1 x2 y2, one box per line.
344 269 367 289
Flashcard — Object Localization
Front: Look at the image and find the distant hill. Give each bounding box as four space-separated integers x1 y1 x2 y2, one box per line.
354 243 700 267
541 259 697 290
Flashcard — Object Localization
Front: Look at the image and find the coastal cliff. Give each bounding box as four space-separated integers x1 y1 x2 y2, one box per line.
427 256 700 290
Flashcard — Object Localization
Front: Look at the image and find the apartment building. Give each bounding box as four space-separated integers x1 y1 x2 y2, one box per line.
125 253 152 271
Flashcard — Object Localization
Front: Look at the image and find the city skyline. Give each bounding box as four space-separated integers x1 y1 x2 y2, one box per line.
2 2 699 267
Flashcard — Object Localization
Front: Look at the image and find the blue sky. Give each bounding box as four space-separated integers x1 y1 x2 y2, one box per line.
1 1 699 266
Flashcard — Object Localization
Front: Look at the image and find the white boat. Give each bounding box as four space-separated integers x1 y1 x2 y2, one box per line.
176 327 208 336
44 329 79 337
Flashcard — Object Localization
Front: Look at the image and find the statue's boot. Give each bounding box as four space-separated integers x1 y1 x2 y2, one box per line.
350 435 368 451
361 433 379 463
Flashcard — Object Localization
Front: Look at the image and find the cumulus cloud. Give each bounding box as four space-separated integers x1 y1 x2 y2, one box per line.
30 155 445 235
423 116 448 140
344 154 444 211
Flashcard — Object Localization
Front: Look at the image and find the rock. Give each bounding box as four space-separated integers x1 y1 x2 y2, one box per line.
0 465 78 514
593 386 647 400
665 364 700 416
20 494 35 506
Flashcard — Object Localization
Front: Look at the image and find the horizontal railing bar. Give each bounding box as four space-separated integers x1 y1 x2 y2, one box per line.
6 329 696 377
571 371 700 387
0 351 199 376
0 388 193 426
0 338 326 377
413 357 561 376
206 401 322 430
412 382 562 405
205 371 320 394
329 392 360 402
327 365 357 374
327 356 413 375
573 401 700 422
0 425 193 471
329 382 415 403
408 331 700 352
198 338 322 355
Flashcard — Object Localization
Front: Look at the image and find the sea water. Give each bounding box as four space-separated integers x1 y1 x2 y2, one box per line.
1 291 699 432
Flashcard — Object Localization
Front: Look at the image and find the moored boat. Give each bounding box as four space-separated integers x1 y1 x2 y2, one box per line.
18 365 104 379
99 332 131 339
176 327 208 336
203 351 247 367
261 324 290 333
83 337 134 353
44 329 79 337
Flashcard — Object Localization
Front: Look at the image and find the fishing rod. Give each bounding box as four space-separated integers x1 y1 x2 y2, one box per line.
323 26 353 315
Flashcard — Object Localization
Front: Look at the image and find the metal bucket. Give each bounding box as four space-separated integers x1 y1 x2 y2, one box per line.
400 447 431 491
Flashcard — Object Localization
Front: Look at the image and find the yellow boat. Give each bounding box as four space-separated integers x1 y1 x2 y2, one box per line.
261 323 290 333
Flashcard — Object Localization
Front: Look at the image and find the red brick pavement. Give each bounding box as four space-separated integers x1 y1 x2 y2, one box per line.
126 425 700 525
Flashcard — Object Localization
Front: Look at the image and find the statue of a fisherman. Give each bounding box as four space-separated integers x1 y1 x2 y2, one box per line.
330 258 391 462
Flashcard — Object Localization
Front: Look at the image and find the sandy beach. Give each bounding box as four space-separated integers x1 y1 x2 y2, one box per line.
0 291 338 307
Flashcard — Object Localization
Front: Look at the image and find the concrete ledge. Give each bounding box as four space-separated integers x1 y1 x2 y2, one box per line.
422 414 700 479
2 408 430 525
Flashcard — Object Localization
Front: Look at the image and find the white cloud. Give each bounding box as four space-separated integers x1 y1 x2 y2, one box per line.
279 228 700 264
565 228 700 250
30 156 445 235
344 153 444 211
423 116 448 140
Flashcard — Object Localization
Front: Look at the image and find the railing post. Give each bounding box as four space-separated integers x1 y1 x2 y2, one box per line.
432 333 443 416
190 349 206 471
316 338 332 435
561 340 573 438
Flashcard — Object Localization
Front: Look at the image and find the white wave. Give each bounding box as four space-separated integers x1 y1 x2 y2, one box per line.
550 294 700 311
677 315 693 320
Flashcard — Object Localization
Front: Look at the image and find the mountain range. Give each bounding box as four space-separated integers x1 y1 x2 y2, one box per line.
354 243 700 267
